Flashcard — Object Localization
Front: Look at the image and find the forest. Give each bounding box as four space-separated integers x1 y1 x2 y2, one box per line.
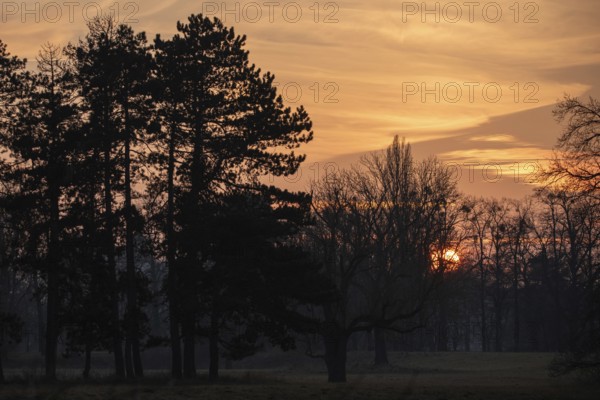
0 13 599 390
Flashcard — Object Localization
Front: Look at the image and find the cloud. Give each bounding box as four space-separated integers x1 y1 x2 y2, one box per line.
469 135 517 143
1 0 598 198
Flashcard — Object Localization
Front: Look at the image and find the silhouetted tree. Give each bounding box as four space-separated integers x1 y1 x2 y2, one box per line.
535 186 600 379
505 198 535 351
0 40 80 379
544 96 600 194
462 197 492 351
152 14 313 378
201 188 332 381
0 206 27 383
115 23 153 380
0 42 27 383
67 17 130 378
308 137 457 382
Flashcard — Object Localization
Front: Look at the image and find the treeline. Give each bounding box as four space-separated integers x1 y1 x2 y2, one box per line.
334 190 600 357
0 13 599 384
303 130 600 381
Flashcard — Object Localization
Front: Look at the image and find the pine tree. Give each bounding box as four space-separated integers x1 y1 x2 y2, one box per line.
67 16 155 378
0 40 80 380
202 188 333 381
152 14 313 378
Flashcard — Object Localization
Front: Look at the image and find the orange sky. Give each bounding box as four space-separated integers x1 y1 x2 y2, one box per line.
2 0 599 197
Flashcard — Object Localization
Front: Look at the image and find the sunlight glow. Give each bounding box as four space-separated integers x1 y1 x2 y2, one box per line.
432 249 460 271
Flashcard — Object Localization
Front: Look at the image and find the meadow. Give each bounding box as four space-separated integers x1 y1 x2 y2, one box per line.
1 352 597 400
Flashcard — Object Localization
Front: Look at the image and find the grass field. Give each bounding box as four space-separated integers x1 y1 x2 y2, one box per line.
1 352 598 399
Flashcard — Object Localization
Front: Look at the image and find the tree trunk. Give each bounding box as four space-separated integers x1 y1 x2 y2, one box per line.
464 315 471 352
373 327 388 365
479 258 487 352
45 189 60 381
35 281 46 356
43 57 62 382
180 249 196 378
182 315 196 378
180 256 196 379
0 260 4 383
169 305 182 379
125 337 134 378
513 279 520 352
437 303 448 352
324 333 348 383
209 309 219 382
180 109 204 380
167 122 182 379
0 350 4 383
83 343 92 379
104 144 125 379
495 302 503 352
124 107 143 378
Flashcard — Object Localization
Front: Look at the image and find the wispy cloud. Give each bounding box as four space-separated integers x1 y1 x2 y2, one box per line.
469 135 517 143
1 0 598 197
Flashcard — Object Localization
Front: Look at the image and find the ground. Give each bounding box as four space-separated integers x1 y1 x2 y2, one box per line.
0 352 598 399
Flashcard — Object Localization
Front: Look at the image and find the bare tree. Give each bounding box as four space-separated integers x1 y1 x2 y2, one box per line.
462 197 492 351
307 136 459 381
506 198 535 351
544 96 600 194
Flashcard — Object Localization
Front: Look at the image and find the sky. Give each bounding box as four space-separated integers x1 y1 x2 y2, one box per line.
1 0 599 197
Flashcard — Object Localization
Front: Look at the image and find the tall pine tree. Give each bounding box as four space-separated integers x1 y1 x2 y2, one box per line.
152 14 313 378
67 17 153 378
0 41 80 380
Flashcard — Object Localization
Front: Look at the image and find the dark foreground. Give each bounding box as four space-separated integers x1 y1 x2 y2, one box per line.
0 352 597 399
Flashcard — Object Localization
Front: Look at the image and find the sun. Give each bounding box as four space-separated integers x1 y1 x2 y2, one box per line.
431 248 460 270
443 249 460 264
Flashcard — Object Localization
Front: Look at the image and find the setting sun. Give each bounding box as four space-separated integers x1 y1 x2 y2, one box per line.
443 249 460 264
432 249 460 270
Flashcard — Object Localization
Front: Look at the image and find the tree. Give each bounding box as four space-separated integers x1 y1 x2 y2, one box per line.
308 169 372 382
116 23 152 380
486 199 511 352
533 186 600 380
505 198 535 352
307 136 458 382
359 139 462 358
544 96 600 194
462 197 492 351
200 188 333 381
68 18 124 378
0 43 27 382
541 97 600 376
67 17 154 378
149 31 187 379
0 40 80 380
0 206 26 384
0 39 26 109
151 14 313 378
